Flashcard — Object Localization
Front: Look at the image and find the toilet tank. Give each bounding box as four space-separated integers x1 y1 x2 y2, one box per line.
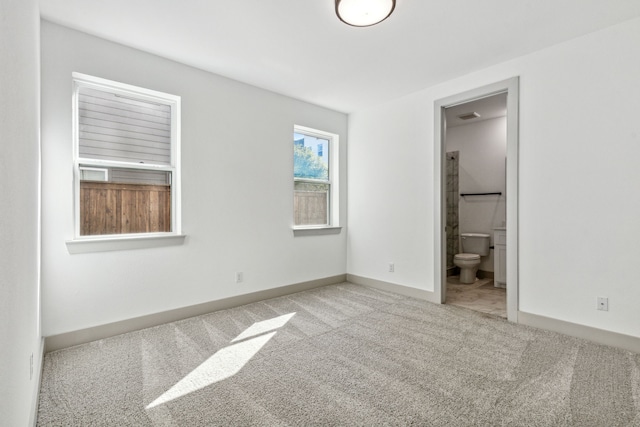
460 233 490 256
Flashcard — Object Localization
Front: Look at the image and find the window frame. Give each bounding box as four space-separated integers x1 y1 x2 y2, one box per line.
293 125 340 233
70 72 182 247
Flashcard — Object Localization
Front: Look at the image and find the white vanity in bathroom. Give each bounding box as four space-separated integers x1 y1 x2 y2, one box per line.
494 227 506 288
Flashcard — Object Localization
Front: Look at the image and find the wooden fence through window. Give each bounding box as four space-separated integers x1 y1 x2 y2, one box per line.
80 182 171 235
294 191 327 226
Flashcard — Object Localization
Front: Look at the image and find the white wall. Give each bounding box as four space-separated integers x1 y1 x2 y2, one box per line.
447 117 507 271
347 16 640 338
41 22 348 336
0 0 42 424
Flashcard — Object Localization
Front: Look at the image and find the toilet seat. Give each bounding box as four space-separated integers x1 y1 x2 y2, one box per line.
453 253 482 284
454 253 480 261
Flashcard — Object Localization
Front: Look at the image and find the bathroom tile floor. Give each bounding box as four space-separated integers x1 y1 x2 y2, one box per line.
446 276 507 318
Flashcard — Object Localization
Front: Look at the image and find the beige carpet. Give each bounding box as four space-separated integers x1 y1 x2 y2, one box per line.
38 283 640 426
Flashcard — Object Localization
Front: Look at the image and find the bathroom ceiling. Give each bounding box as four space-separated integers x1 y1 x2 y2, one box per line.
39 0 640 113
445 93 507 128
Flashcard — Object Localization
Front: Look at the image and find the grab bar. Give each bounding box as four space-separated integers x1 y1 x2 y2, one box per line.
460 192 502 197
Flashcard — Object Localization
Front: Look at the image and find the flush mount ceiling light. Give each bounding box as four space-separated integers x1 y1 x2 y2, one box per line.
335 0 396 27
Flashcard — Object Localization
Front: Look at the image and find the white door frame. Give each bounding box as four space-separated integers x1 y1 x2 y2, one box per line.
433 77 520 322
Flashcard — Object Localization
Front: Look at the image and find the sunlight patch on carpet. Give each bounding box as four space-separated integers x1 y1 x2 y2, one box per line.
232 312 296 342
147 312 296 408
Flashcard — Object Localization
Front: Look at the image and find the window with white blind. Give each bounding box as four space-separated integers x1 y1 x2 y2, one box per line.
72 73 181 238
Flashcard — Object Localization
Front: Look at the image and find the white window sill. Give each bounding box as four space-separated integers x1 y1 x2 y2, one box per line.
293 226 342 237
66 234 186 254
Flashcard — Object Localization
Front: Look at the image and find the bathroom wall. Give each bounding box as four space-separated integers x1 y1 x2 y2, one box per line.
446 116 507 272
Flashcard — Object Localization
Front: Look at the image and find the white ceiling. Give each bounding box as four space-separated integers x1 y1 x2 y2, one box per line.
39 0 640 113
445 93 507 128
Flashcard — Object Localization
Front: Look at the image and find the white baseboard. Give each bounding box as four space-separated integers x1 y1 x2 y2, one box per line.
518 311 640 354
347 274 640 354
346 274 438 303
45 275 346 352
45 274 639 357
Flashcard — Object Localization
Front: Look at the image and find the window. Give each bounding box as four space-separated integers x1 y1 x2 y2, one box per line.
293 126 338 228
72 73 181 238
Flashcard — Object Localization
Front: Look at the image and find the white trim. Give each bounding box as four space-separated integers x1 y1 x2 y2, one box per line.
348 276 640 355
505 79 520 322
293 226 342 236
72 72 181 105
66 233 186 254
29 338 45 427
518 311 640 354
434 77 520 322
76 159 174 171
346 274 439 303
70 73 182 241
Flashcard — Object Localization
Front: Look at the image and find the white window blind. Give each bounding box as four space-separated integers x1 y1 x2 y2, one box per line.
78 86 172 165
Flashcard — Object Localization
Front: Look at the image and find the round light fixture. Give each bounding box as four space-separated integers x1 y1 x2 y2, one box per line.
335 0 396 27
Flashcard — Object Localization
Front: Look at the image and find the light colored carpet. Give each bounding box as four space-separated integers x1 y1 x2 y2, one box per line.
38 283 640 426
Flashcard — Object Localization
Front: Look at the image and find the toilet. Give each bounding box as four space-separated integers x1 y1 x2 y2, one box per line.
454 233 490 284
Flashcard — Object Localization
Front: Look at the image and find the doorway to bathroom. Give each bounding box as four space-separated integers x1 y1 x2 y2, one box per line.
445 93 507 317
434 78 519 322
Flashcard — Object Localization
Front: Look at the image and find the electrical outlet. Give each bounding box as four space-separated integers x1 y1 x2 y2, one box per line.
597 297 608 311
388 263 395 273
235 272 243 283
